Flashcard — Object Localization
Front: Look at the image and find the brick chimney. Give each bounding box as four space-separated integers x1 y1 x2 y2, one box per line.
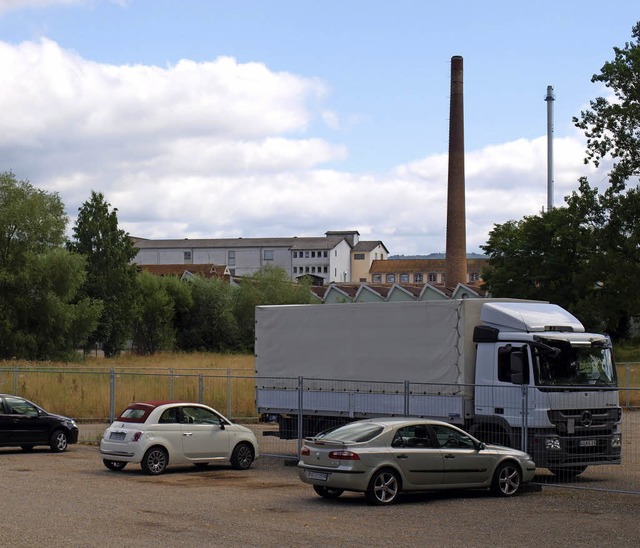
445 55 467 289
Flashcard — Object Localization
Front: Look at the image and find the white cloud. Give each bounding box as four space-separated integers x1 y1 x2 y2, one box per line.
0 38 610 257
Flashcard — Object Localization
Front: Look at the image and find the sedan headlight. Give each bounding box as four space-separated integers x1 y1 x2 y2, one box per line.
611 434 622 448
545 437 561 451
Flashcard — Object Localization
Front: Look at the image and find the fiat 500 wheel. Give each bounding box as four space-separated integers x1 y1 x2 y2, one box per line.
491 461 522 497
230 443 254 470
141 447 168 475
365 469 400 505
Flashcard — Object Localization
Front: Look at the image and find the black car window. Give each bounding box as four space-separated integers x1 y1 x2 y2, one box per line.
6 397 38 417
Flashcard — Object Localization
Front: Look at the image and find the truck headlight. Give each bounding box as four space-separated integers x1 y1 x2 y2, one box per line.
611 434 622 448
545 438 561 451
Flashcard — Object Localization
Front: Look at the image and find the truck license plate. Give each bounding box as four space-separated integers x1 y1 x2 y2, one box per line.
307 471 328 481
579 439 597 447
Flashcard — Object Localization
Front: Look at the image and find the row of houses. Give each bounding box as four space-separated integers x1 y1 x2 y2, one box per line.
133 229 488 287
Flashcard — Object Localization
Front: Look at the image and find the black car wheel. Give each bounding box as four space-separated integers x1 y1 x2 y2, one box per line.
313 485 344 499
230 442 254 470
49 430 68 453
491 461 522 497
365 469 400 505
103 459 128 471
141 447 168 475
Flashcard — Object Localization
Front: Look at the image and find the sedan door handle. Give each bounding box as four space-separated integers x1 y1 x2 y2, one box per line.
396 454 408 460
444 453 455 459
182 432 193 437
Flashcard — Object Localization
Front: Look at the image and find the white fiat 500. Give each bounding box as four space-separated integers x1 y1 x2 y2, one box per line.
99 401 259 475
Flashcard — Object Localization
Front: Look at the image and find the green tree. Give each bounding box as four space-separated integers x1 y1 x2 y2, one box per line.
68 191 138 357
573 22 640 191
233 265 314 349
177 277 239 352
0 172 102 359
131 272 175 355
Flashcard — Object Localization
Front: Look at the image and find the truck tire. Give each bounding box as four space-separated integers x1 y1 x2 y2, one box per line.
548 466 587 480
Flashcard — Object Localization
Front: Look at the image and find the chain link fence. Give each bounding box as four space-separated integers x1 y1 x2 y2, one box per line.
1 363 638 493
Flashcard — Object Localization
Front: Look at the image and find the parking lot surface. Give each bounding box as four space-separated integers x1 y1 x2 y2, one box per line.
1 443 639 547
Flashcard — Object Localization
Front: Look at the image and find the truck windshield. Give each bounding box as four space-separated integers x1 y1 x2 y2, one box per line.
531 339 617 387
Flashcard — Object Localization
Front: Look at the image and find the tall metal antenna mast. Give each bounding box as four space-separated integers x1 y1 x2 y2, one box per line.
545 85 555 211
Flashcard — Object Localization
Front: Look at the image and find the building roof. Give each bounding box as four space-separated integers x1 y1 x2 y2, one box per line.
352 240 389 253
370 257 488 273
137 264 228 279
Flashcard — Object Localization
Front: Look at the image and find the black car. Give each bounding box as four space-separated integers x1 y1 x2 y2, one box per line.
0 394 79 452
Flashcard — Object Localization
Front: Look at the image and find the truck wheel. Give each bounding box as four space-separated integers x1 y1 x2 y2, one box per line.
313 485 344 499
491 461 522 497
365 469 400 505
548 466 587 480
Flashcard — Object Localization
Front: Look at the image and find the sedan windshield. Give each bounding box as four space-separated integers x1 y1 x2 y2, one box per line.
316 422 384 442
532 339 617 387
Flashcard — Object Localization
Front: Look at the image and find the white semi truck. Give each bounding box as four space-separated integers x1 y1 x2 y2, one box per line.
255 299 622 476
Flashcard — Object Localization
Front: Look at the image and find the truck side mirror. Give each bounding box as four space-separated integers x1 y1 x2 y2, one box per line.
510 351 525 384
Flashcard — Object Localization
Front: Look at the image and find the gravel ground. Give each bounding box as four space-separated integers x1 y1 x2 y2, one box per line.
1 442 639 547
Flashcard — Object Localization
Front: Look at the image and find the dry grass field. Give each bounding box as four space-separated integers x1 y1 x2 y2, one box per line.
2 351 640 419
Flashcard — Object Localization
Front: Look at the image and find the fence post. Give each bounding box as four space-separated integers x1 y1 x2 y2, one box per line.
169 368 175 400
13 366 18 394
404 380 410 415
109 368 116 423
198 373 204 403
521 384 528 453
297 376 304 454
226 368 232 418
625 363 630 408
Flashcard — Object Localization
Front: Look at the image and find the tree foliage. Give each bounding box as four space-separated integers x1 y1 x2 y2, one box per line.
573 22 640 191
233 265 315 349
131 272 175 355
68 191 138 357
0 172 101 359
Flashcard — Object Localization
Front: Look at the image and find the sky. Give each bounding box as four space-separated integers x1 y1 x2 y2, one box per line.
0 0 637 255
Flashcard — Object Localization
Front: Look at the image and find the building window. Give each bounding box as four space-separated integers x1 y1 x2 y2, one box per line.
428 272 437 283
228 268 235 276
305 251 310 258
293 251 297 258
311 266 316 273
386 274 395 283
264 250 274 261
470 272 480 282
183 251 192 261
228 250 236 266
324 251 328 258
373 274 381 282
359 278 367 282
323 266 328 273
293 267 297 274
414 273 423 283
399 273 409 283
311 251 316 258
305 266 310 273
354 253 365 260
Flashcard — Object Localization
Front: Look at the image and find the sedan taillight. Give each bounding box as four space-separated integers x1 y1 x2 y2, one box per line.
300 446 310 456
328 450 360 460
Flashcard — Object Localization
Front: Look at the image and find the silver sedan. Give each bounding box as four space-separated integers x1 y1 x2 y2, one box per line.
298 418 536 505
